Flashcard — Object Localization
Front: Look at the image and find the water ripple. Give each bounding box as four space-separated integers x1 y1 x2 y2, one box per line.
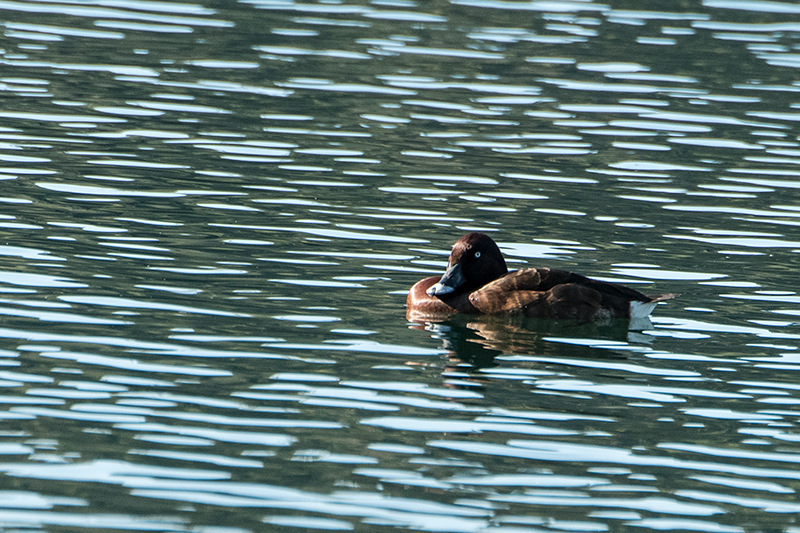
2 0 800 530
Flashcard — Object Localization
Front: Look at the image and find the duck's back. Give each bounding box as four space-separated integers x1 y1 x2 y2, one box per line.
468 267 654 320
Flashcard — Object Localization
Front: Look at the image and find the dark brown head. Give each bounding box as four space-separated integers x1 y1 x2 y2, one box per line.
427 233 509 297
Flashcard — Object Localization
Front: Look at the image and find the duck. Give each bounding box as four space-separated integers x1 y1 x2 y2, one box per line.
407 232 677 323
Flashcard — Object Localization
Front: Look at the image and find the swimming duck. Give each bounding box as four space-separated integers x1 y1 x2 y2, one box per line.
407 233 677 322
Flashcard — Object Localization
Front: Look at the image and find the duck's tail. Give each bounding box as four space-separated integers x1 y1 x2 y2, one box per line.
630 293 679 319
649 293 680 303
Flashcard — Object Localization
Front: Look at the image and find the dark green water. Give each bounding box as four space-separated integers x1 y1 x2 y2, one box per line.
0 0 800 531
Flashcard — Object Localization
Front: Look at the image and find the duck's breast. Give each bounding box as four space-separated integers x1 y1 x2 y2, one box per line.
406 276 477 320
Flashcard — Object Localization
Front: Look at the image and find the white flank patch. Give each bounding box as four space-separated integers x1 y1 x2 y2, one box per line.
630 300 658 319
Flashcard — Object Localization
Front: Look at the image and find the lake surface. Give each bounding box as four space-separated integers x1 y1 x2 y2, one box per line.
1 0 800 531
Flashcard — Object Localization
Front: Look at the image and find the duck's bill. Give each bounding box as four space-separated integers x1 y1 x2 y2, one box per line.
426 262 465 297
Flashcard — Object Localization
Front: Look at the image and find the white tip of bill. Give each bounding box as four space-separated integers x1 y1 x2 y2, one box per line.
427 282 454 297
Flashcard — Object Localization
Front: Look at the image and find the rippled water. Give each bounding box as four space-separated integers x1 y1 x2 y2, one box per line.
2 0 800 531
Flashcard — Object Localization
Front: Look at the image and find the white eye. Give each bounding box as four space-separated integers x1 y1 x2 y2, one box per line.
474 251 481 258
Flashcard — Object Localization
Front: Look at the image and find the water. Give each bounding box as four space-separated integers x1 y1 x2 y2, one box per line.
1 0 800 531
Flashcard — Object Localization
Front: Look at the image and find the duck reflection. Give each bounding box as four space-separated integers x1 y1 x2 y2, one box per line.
410 314 654 369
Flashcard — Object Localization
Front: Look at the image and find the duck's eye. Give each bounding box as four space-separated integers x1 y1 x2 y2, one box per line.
474 251 481 259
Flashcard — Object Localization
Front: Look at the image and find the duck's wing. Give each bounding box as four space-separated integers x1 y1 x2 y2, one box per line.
477 267 643 295
468 268 659 317
529 267 662 303
466 268 561 315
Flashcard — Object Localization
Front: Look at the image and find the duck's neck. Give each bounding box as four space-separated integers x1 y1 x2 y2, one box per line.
466 258 508 292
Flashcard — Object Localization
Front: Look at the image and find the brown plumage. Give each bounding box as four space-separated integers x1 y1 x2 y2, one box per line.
407 233 677 323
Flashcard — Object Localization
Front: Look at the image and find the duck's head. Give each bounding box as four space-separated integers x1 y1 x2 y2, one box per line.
427 232 509 297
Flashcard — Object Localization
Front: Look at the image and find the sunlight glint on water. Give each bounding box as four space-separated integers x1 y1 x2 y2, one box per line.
0 0 799 531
